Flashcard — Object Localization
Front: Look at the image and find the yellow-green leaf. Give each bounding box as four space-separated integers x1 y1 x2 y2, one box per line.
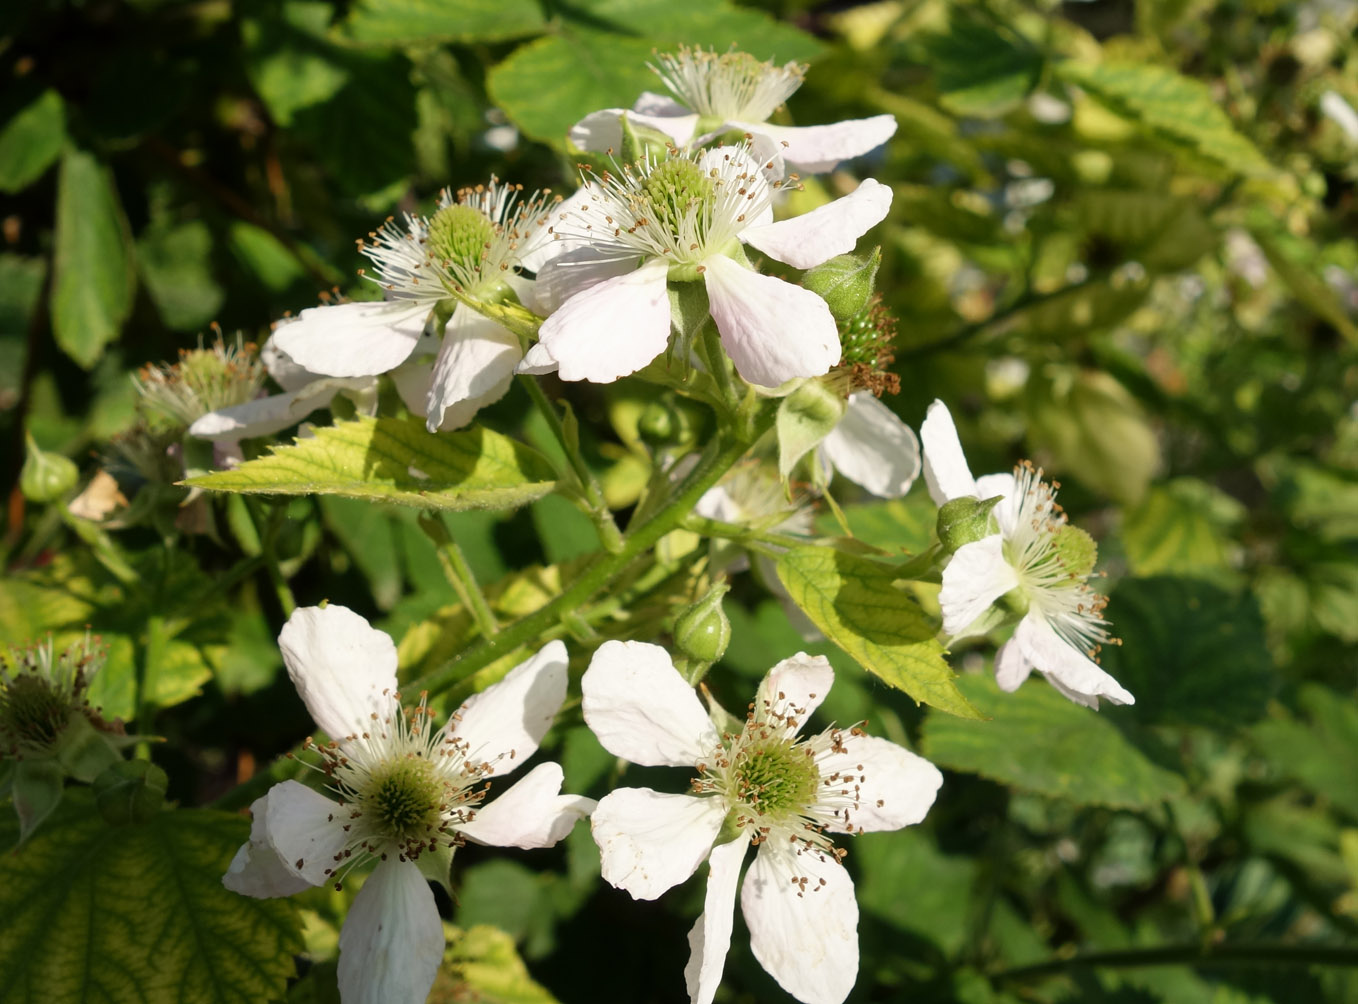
776 546 981 719
185 416 556 511
0 89 66 193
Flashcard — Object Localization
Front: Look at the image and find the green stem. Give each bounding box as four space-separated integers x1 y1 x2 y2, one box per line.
519 374 624 553
251 500 295 617
699 321 742 418
418 512 499 637
681 514 813 553
990 942 1358 983
410 410 774 697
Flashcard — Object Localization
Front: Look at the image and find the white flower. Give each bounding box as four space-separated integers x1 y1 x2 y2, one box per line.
273 181 566 431
819 393 921 498
223 605 594 1004
188 334 379 442
570 48 897 175
582 640 942 1004
523 143 891 388
919 400 1135 708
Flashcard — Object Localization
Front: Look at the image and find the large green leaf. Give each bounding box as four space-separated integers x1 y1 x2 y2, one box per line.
1055 61 1272 177
1074 189 1217 271
0 89 66 193
137 219 226 332
344 0 545 44
1252 685 1358 821
854 828 976 955
1098 577 1274 728
438 924 562 1003
186 416 557 511
0 793 302 1003
919 13 1041 117
50 148 136 369
776 546 981 719
921 675 1185 809
241 2 351 127
1121 478 1244 579
488 0 821 144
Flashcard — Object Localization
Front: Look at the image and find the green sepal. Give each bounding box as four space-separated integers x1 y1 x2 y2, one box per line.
416 841 456 898
619 112 674 164
801 248 882 321
937 495 1002 554
777 380 846 478
12 758 64 846
53 712 122 783
20 432 78 503
92 759 168 825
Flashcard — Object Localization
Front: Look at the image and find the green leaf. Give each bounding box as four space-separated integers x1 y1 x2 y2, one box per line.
1098 577 1274 728
185 416 557 511
1252 685 1358 821
227 221 305 292
775 546 981 719
137 219 226 332
854 828 976 955
0 89 66 193
1024 367 1160 505
920 13 1042 117
1250 227 1358 346
1055 61 1272 177
1121 478 1244 579
921 674 1186 808
488 0 821 144
241 3 351 127
1074 189 1217 271
0 793 303 1003
344 0 545 44
441 924 562 1003
823 493 938 555
50 148 135 369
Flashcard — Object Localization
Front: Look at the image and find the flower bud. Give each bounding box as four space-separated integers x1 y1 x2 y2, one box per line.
93 759 168 825
937 495 1002 554
638 399 678 443
674 582 732 668
20 433 78 503
801 248 881 321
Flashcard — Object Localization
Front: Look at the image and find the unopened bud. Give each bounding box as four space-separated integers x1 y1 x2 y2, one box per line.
801 248 881 321
639 400 678 443
937 495 1002 554
20 433 78 503
93 759 168 825
674 582 732 668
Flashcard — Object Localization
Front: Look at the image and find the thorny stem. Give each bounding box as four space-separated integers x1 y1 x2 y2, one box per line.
519 375 624 553
418 512 499 638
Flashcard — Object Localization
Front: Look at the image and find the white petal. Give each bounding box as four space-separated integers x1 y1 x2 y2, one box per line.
452 640 568 776
189 376 374 442
684 838 749 1004
532 245 641 314
279 605 399 741
939 536 1019 637
569 107 700 153
538 258 671 382
517 186 594 274
1015 616 1136 707
517 341 559 375
818 734 942 834
821 393 921 498
261 334 322 392
919 399 977 504
634 91 692 117
272 301 429 378
337 859 444 1004
974 472 1019 536
740 178 893 270
591 788 725 900
694 484 742 523
704 255 839 388
993 636 1033 692
755 653 834 733
458 762 595 849
425 304 521 431
259 780 347 888
222 791 313 898
732 115 898 174
582 640 719 766
389 356 432 417
742 845 859 1004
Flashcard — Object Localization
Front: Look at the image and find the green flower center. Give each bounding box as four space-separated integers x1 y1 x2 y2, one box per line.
729 735 820 821
427 204 495 274
361 755 444 840
642 159 713 237
1051 524 1098 579
0 674 71 749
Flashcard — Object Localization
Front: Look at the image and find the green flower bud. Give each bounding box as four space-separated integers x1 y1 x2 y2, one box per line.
638 399 678 443
20 433 78 503
674 582 732 668
801 247 882 322
937 495 1002 554
93 759 168 826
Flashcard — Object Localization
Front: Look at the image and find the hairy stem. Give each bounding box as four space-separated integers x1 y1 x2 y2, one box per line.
418 512 499 637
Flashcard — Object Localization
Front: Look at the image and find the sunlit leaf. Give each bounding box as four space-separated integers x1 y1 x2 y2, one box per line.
1121 479 1244 579
0 89 65 193
1253 685 1358 821
344 0 545 44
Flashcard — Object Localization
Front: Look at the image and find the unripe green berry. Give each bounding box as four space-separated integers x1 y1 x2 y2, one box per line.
638 400 678 443
1051 524 1098 578
20 433 78 503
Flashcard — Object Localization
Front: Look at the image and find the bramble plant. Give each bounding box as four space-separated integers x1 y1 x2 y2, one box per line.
3 3 1358 1004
